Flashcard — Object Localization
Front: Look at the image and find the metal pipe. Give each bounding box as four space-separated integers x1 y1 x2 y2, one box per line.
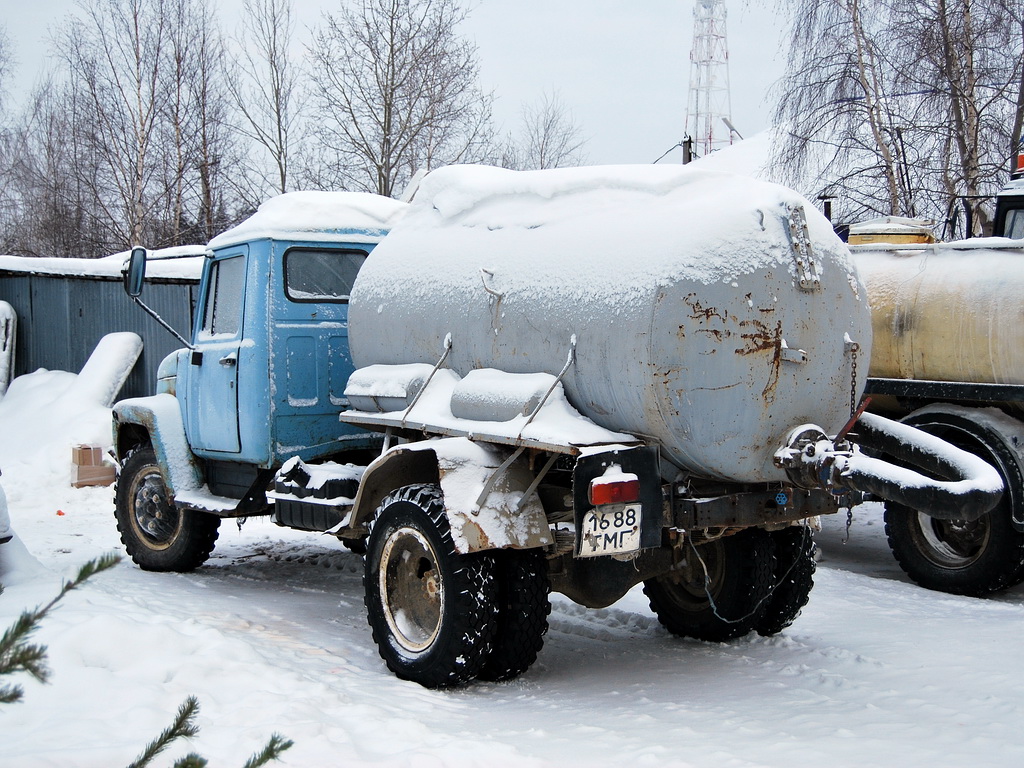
838 412 1003 520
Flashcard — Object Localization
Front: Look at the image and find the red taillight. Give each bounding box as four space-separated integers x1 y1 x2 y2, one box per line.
589 474 640 506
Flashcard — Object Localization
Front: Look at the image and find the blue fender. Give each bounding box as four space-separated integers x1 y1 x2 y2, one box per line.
113 393 204 498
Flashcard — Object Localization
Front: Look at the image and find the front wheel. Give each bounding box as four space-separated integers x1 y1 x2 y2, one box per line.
363 484 498 688
644 528 774 642
114 447 220 572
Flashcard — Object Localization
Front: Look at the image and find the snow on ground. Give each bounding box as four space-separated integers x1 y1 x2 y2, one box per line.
2 370 1024 767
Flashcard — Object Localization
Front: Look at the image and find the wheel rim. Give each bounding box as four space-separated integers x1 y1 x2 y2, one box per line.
379 525 443 653
914 512 991 569
130 467 181 549
661 539 725 611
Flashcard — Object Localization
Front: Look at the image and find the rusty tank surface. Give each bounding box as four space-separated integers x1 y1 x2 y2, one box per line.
349 165 871 484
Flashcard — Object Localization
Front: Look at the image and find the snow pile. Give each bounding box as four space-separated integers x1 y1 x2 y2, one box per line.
0 300 15 396
0 333 141 486
208 191 408 249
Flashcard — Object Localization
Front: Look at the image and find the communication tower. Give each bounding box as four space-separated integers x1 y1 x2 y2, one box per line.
685 0 735 157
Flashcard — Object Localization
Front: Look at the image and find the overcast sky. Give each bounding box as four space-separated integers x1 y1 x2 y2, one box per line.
3 0 786 166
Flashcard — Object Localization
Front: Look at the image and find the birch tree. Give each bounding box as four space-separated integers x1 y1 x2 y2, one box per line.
307 0 494 197
59 0 171 249
502 91 588 170
230 0 305 202
773 0 1023 232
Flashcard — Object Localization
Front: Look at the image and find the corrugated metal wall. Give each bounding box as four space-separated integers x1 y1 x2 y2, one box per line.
0 272 198 399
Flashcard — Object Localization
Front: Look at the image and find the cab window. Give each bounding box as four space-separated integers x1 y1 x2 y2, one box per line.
1003 209 1024 239
202 256 245 336
284 248 368 303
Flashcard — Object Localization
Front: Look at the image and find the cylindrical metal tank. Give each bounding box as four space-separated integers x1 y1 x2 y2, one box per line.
853 243 1024 385
349 165 871 484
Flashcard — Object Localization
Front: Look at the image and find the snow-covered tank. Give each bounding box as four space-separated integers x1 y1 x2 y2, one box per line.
349 165 871 484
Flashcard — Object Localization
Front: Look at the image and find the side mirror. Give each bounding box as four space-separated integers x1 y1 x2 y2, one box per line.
125 246 148 298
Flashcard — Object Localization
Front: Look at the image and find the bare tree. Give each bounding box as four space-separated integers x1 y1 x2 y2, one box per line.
501 91 588 170
773 0 1024 233
160 0 236 244
772 0 911 221
58 0 171 249
230 0 305 202
307 0 494 197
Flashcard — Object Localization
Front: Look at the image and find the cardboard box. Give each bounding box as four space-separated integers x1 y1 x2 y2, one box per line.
72 445 103 467
72 464 116 488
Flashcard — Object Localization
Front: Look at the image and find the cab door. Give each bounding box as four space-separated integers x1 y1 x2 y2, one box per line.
186 248 247 454
270 245 368 462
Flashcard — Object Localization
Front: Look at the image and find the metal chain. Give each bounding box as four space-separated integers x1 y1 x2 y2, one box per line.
843 342 860 545
849 342 859 418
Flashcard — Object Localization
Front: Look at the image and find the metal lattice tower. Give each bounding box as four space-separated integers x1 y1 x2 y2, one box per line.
685 0 734 157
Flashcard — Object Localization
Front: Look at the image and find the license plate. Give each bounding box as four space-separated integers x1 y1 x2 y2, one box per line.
578 504 641 557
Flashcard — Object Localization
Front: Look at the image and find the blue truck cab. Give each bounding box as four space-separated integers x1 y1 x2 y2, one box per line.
112 192 406 569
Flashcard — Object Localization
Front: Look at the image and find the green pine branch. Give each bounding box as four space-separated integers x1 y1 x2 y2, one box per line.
0 553 121 703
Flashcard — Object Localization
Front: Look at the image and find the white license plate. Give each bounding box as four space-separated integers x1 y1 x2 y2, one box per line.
578 504 641 557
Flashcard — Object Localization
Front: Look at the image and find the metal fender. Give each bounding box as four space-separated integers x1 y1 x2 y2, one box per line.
350 437 553 554
112 393 203 498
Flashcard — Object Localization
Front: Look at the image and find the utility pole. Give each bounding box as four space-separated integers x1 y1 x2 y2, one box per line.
685 0 734 158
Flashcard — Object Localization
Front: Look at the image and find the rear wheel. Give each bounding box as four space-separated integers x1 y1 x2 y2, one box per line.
114 447 220 572
644 528 774 642
755 525 816 636
363 484 498 688
883 411 1024 596
477 549 550 682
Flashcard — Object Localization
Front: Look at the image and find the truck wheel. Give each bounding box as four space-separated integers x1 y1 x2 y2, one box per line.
643 528 773 642
363 484 498 688
755 525 816 636
477 549 550 682
114 447 220 572
883 411 1024 596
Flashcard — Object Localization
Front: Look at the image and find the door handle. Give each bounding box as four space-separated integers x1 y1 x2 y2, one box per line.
219 352 237 367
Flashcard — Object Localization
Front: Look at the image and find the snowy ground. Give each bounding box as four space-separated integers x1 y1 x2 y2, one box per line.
2 367 1023 767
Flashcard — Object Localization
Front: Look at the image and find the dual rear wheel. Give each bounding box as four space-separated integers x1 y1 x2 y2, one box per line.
643 526 816 642
363 484 550 688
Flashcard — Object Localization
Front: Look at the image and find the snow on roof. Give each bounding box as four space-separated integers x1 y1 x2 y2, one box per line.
848 216 936 236
0 245 206 281
207 190 408 249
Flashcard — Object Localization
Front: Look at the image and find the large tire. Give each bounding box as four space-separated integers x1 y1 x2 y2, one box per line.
477 549 550 683
114 447 220 572
643 528 774 642
363 484 498 688
883 411 1024 596
755 525 816 636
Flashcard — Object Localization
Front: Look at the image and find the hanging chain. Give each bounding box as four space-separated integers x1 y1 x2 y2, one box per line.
849 342 860 419
842 341 860 544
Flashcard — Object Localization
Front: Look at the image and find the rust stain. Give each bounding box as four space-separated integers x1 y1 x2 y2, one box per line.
734 319 783 404
683 293 726 323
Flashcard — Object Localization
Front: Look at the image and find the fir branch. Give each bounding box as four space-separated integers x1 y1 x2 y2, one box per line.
127 695 202 768
242 733 295 768
171 754 208 768
0 553 121 703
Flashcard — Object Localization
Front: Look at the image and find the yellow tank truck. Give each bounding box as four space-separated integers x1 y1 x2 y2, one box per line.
852 155 1024 595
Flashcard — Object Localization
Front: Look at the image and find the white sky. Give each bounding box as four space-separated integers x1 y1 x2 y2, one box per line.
2 0 786 165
